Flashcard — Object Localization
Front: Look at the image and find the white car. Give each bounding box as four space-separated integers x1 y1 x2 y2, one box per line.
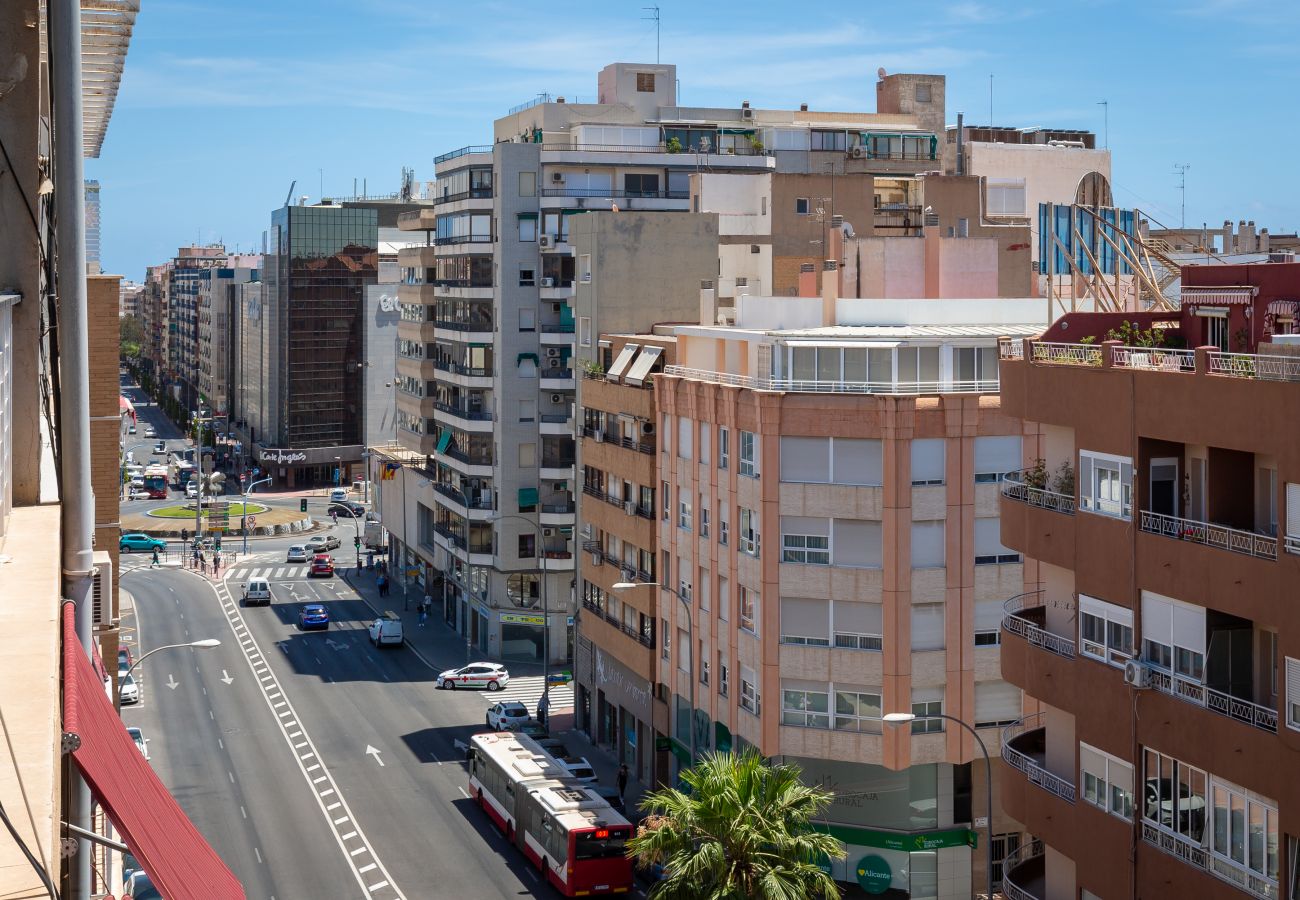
486 701 530 730
307 534 341 552
119 674 140 705
329 487 349 502
144 426 156 437
128 488 151 501
558 756 597 783
185 482 198 499
126 726 149 760
437 662 509 691
286 545 308 562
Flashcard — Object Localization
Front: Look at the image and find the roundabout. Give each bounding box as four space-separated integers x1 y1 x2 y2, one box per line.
146 501 269 519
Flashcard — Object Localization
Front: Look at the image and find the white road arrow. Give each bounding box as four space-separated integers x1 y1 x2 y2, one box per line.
366 745 385 767
220 669 234 685
325 638 349 652
165 674 179 690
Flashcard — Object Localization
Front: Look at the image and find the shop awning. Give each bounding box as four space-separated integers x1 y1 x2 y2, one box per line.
435 430 453 454
119 395 136 421
61 603 244 900
605 343 640 380
624 345 664 387
518 487 539 508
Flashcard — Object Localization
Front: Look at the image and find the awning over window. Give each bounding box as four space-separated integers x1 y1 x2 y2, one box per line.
61 603 244 900
624 345 664 387
516 212 538 219
605 343 640 380
1181 285 1258 306
435 430 452 454
518 487 539 507
517 352 540 366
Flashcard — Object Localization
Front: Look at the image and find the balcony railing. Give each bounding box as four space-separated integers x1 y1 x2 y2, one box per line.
434 235 493 246
1000 840 1045 900
432 279 494 290
1209 350 1300 382
1001 717 1077 803
1139 509 1277 560
432 361 493 378
1001 591 1077 659
582 426 655 455
434 145 493 164
539 367 574 381
433 188 494 206
1112 346 1196 372
434 318 494 332
1015 339 1300 386
541 501 575 514
539 323 576 333
1029 341 1102 366
1144 665 1278 733
662 365 998 395
1000 471 1076 515
539 141 768 157
434 401 493 421
997 337 1024 359
432 482 493 511
538 188 690 200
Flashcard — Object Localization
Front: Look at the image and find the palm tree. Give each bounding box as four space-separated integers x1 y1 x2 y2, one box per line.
627 748 844 899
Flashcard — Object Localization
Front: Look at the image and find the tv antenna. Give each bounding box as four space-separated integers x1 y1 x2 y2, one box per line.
642 6 660 63
1174 163 1191 228
1097 99 1108 149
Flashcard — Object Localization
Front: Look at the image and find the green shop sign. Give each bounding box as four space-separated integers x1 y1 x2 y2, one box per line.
856 854 892 894
816 823 977 852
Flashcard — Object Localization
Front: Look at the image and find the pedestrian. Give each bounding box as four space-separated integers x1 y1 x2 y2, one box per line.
423 591 432 615
537 690 550 728
377 573 386 596
418 605 428 628
151 547 160 568
617 764 629 799
213 552 221 574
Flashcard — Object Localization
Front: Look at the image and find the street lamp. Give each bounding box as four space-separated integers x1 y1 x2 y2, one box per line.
125 638 221 681
613 580 693 771
336 503 365 571
883 712 992 900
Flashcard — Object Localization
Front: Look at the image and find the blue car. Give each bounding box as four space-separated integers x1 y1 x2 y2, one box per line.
119 533 166 553
298 603 330 630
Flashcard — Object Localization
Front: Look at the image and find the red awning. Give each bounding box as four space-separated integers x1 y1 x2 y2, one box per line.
119 395 136 421
62 603 245 900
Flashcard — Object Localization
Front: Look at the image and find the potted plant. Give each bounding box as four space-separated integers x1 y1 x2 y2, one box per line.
1051 461 1074 497
665 136 682 154
1025 458 1048 490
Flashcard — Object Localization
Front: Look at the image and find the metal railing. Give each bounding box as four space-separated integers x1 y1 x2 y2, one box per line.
1145 666 1278 733
1141 818 1279 899
1001 591 1076 659
998 338 1024 360
1000 840 1045 900
432 361 493 378
539 323 576 333
434 401 493 421
433 188 494 206
1028 341 1102 366
539 141 769 157
1000 471 1076 514
539 367 574 381
1000 717 1076 803
538 188 690 200
1112 346 1196 372
1139 509 1277 560
540 501 575 514
434 144 494 164
434 318 494 333
1209 350 1300 382
433 235 493 246
662 365 998 395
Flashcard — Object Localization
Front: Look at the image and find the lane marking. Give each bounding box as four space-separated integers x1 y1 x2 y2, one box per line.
218 738 224 750
350 847 367 857
254 847 262 864
228 771 235 784
457 786 469 799
326 802 341 811
340 830 357 839
358 864 377 875
241 806 247 819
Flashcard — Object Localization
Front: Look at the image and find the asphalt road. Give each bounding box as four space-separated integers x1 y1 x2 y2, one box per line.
122 535 565 900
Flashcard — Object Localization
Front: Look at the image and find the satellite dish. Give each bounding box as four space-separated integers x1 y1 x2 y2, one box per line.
877 67 887 80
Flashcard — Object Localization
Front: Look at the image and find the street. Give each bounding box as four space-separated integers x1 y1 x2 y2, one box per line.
120 539 572 899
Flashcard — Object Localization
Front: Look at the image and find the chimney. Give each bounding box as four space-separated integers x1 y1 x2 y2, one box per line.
821 260 839 326
699 279 716 325
800 103 808 112
798 263 817 298
956 112 964 176
1260 228 1271 253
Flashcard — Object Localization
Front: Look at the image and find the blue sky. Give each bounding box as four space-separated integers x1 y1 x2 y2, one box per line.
89 0 1299 280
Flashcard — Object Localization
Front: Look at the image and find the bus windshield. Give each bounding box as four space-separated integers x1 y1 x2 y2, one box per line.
573 827 629 860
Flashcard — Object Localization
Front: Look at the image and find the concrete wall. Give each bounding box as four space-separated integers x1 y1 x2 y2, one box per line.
88 275 123 629
920 174 1034 297
772 173 878 295
876 73 948 170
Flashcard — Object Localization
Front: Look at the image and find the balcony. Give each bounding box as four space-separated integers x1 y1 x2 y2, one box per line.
1001 841 1045 900
1001 717 1076 804
433 144 493 164
581 426 654 455
1000 471 1075 515
662 365 997 395
1139 509 1277 561
999 472 1077 572
539 367 575 389
539 413 572 435
578 605 655 675
434 401 494 432
1002 591 1076 660
1143 665 1278 734
431 482 494 519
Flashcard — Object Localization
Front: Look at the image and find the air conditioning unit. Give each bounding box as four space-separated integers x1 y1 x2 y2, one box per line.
544 347 561 358
540 277 555 288
551 172 564 182
741 106 754 120
550 393 563 403
1122 659 1150 689
548 357 562 368
641 421 655 436
624 500 637 515
850 146 866 159
543 527 555 537
539 235 554 250
593 430 605 443
92 551 113 626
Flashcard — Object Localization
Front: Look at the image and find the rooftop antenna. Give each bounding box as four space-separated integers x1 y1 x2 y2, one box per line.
1174 163 1191 228
1097 99 1109 149
988 74 994 126
642 6 660 64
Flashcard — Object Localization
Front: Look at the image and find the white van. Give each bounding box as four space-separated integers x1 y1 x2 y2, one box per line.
329 487 349 503
368 611 403 647
242 578 272 606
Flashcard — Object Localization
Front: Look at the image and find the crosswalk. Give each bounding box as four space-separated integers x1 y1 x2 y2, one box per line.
226 565 319 582
484 675 574 711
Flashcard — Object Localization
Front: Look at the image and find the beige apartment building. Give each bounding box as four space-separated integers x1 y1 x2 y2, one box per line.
645 281 1048 897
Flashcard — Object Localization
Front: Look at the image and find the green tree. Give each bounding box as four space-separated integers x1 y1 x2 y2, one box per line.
628 749 844 900
119 314 144 358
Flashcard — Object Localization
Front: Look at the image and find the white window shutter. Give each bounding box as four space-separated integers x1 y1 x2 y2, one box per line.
974 599 1004 633
975 681 1022 725
974 436 1022 476
1286 483 1300 539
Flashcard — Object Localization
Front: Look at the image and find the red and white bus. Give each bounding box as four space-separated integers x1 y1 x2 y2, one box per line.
142 464 169 499
468 732 634 896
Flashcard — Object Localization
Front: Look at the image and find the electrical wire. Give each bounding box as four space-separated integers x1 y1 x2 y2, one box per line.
0 798 59 900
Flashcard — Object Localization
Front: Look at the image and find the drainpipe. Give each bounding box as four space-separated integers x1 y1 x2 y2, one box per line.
50 1 97 897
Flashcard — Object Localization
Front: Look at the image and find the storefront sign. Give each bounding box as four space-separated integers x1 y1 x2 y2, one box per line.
855 855 891 894
500 613 544 626
593 647 652 721
817 823 978 852
260 448 307 465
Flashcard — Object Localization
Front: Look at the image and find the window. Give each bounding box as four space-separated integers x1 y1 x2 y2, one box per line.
833 600 883 651
1288 657 1300 732
717 575 728 622
832 519 882 568
676 628 690 672
1080 742 1135 820
579 254 591 283
740 668 760 715
677 415 692 459
781 681 830 728
781 517 830 564
700 500 710 537
780 436 829 483
834 687 882 733
699 640 709 685
678 575 692 603
718 427 729 469
718 654 729 697
795 198 810 216
911 603 945 651
518 171 536 197
1079 594 1134 667
519 307 536 331
911 438 945 485
1079 450 1132 519
679 497 692 530
518 534 535 558
739 586 758 634
1210 779 1280 884
518 399 536 422
738 430 757 477
1143 748 1206 844
811 130 847 151
911 692 944 733
636 72 655 92
974 518 1020 564
915 82 932 103
1286 482 1300 554
518 268 535 286
911 521 946 568
518 217 537 242
974 599 1004 647
780 597 830 646
518 442 536 467
661 618 670 660
974 436 1022 483
832 438 884 485
1141 590 1205 681
1289 836 1300 900
974 681 1022 729
624 173 660 196
986 178 1026 217
661 481 670 521
739 507 759 556
578 317 592 347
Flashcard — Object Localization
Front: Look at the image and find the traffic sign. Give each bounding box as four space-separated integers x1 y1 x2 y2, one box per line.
247 515 257 527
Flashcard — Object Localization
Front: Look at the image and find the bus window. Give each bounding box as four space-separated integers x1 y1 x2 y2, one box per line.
574 828 629 860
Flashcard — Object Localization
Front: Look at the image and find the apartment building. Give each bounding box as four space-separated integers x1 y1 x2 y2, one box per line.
196 260 259 416
385 60 948 662
995 269 1300 900
84 178 101 273
164 244 227 408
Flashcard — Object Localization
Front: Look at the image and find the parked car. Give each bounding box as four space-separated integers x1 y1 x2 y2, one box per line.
437 662 510 691
309 553 335 577
242 578 272 606
127 423 136 434
184 482 198 499
286 544 308 562
516 718 549 738
591 784 626 813
329 487 349 502
117 646 133 675
535 737 570 757
329 500 366 518
558 756 598 783
119 533 166 553
307 533 341 552
154 440 166 454
298 603 330 630
126 726 150 761
119 674 140 705
486 701 530 731
368 612 403 647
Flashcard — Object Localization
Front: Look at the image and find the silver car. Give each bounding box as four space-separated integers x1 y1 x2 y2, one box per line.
307 534 341 552
286 544 308 562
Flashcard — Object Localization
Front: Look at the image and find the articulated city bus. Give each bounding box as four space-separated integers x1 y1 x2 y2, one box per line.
468 732 633 896
168 456 195 488
142 465 169 499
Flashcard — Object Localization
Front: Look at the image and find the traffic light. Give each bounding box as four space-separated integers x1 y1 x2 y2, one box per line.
300 498 308 513
354 536 361 549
